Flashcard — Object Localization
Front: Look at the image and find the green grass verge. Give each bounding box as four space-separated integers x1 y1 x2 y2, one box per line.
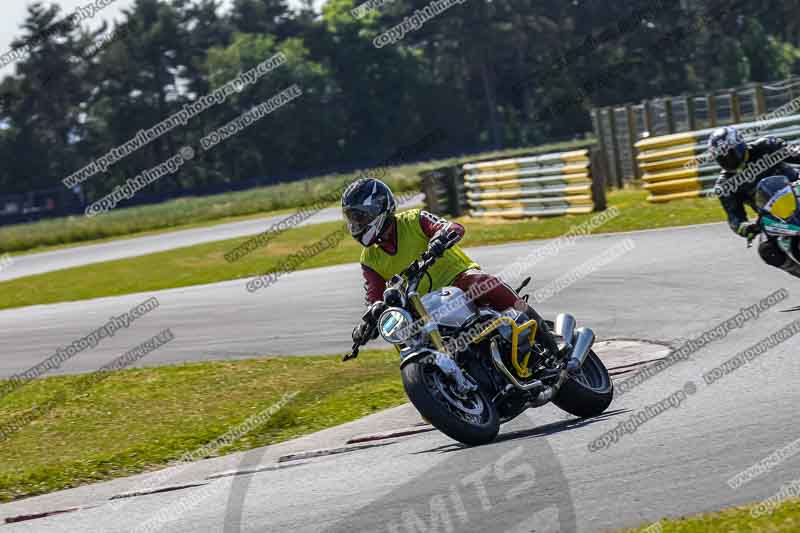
0 188 728 310
619 499 800 532
0 138 594 254
3 347 798 529
0 349 405 502
7 206 301 258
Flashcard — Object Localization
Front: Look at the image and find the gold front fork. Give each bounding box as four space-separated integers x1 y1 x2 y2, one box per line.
408 292 447 353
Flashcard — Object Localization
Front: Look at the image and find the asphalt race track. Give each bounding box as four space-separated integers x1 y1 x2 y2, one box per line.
2 222 800 532
0 195 422 283
0 222 788 377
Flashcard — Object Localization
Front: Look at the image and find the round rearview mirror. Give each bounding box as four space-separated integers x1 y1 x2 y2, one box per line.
378 308 414 345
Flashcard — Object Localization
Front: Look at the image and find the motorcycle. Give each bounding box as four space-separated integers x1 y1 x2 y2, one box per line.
749 174 800 278
344 231 614 446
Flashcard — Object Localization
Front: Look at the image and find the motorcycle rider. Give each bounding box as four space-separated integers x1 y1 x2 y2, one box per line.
342 177 559 356
709 126 800 272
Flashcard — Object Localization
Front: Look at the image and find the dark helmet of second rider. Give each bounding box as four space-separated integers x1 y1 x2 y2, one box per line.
342 178 397 247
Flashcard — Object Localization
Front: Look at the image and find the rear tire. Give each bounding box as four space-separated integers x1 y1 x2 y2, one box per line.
401 361 499 446
552 350 613 418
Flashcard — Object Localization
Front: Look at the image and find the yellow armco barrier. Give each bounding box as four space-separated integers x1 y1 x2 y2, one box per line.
467 184 591 200
462 149 596 218
558 150 593 163
635 132 696 151
463 150 589 175
468 195 593 209
636 144 701 163
636 115 800 203
641 167 708 183
466 173 591 190
465 162 589 183
639 155 698 173
470 205 594 218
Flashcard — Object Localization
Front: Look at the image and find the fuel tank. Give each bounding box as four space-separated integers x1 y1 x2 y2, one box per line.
420 286 478 328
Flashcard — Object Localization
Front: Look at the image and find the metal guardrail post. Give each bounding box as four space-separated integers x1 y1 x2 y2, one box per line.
605 107 623 188
597 108 620 190
419 166 467 217
642 100 654 136
686 96 696 131
625 104 641 180
663 99 675 133
445 167 466 217
730 90 741 124
707 95 717 127
754 84 767 116
591 108 608 171
589 147 607 211
419 167 448 216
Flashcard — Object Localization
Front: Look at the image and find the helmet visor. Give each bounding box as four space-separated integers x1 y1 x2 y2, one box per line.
343 206 381 237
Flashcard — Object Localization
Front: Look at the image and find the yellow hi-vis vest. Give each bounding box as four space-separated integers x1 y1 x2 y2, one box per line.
360 209 479 295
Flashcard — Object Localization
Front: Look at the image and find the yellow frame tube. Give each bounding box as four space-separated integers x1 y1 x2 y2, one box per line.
475 316 538 378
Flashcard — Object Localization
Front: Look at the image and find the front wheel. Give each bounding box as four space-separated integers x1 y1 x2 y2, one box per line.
552 349 613 418
401 361 499 446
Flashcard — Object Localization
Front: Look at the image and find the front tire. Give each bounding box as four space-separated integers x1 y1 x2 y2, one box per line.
401 361 499 446
552 350 613 418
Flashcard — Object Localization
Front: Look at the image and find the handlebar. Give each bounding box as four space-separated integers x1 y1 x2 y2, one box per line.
343 228 460 362
399 228 460 289
343 305 380 361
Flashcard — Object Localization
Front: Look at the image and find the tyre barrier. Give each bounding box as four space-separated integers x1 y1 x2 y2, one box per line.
463 149 597 218
636 114 800 203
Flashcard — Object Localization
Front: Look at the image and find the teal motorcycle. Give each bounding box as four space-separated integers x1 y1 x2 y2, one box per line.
750 175 800 278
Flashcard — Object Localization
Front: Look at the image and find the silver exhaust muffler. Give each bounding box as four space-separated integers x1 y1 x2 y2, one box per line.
566 327 595 375
554 313 576 351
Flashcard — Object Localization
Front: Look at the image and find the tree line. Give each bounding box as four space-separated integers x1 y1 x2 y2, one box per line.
0 0 798 201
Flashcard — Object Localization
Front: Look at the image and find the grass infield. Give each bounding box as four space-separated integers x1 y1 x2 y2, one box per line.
618 499 800 532
0 349 405 502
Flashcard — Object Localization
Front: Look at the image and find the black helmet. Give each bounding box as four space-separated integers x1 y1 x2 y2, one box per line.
708 127 748 172
342 178 396 246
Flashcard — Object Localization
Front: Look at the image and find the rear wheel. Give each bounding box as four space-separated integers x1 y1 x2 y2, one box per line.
552 350 613 418
401 361 499 446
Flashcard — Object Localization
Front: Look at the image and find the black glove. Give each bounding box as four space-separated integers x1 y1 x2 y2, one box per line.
352 321 375 344
427 231 453 258
352 301 387 344
737 221 760 239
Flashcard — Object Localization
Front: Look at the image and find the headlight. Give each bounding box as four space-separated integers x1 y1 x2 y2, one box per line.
378 308 414 345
